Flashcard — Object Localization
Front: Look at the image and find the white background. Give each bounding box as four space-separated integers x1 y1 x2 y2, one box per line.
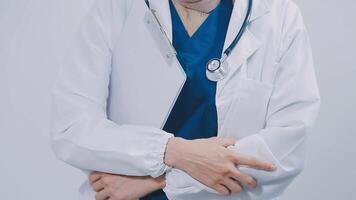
0 0 355 199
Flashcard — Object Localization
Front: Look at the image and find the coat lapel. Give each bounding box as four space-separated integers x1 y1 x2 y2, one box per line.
217 0 271 95
147 0 173 42
250 0 272 21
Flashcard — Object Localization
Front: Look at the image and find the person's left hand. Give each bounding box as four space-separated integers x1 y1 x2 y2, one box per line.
89 172 166 200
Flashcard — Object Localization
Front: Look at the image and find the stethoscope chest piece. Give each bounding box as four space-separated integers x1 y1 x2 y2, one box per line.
206 58 229 82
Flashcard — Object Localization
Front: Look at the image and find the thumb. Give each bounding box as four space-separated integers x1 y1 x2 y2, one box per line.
214 137 236 147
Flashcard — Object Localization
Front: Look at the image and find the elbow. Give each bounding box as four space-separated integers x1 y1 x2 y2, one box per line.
277 136 307 181
50 118 83 167
50 134 90 172
50 133 74 165
50 103 89 166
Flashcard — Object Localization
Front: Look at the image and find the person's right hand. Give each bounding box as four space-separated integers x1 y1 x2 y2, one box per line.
164 137 276 196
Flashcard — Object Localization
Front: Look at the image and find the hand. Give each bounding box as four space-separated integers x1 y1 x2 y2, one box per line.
89 172 165 200
164 137 276 196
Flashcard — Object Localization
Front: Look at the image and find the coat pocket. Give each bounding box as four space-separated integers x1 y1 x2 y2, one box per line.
219 77 274 139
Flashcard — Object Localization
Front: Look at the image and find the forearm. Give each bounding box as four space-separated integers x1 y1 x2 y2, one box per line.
51 117 173 177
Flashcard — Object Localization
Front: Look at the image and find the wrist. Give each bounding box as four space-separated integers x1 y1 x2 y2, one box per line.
156 175 166 189
164 137 187 167
145 175 166 192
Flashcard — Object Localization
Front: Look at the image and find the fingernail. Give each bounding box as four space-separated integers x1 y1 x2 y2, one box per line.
271 164 277 171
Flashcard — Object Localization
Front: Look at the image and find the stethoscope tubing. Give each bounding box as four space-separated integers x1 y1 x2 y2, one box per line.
224 0 253 57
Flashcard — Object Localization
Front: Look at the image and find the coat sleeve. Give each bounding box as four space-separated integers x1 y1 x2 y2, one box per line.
163 3 320 200
50 0 173 178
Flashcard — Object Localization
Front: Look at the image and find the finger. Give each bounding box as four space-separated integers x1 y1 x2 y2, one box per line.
230 168 257 188
233 154 276 171
95 188 110 200
214 137 236 147
222 178 243 194
213 184 230 196
92 179 105 192
90 172 103 184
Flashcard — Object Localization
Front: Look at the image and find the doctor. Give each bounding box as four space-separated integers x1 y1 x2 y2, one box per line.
50 0 320 199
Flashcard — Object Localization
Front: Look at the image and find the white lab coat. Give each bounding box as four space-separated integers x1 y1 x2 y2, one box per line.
50 0 320 199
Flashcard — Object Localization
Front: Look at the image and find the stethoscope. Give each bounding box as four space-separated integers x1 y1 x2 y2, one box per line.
145 0 253 82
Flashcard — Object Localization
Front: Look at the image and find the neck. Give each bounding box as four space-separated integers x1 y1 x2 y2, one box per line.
172 0 210 36
175 0 222 13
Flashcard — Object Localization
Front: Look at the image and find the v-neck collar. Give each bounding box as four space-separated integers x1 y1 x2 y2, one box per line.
169 0 226 40
169 0 233 67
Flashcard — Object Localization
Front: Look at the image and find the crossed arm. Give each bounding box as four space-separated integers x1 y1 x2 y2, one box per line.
87 137 276 200
50 1 320 200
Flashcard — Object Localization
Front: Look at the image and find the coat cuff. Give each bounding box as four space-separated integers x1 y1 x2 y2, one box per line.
147 129 174 178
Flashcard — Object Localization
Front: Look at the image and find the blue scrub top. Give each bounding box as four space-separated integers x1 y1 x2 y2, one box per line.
141 0 233 199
